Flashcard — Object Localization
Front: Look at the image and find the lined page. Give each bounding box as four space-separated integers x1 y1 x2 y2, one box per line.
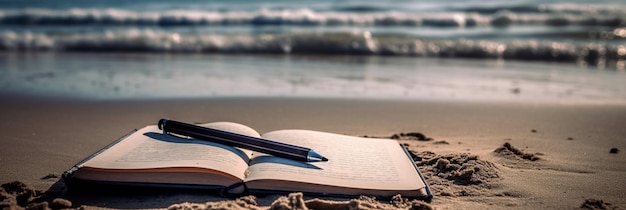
82 123 257 180
246 130 425 190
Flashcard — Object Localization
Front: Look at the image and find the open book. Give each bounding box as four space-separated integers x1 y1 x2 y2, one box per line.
63 122 432 200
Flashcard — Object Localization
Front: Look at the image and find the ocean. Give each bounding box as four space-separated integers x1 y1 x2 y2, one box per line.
1 0 625 104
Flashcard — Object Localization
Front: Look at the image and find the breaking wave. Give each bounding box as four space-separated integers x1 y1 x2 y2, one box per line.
2 30 625 68
1 7 625 27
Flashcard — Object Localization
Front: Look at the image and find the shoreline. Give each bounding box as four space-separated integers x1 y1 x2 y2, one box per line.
1 94 625 209
3 52 626 106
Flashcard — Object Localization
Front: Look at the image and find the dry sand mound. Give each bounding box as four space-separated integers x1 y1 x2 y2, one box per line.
580 198 620 210
414 151 501 197
491 142 553 170
0 181 71 210
494 142 540 161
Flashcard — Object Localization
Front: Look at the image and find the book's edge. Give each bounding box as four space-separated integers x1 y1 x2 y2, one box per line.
63 178 228 195
399 144 433 202
245 188 426 201
62 129 138 193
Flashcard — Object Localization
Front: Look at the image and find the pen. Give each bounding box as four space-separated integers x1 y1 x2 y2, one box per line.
157 119 328 162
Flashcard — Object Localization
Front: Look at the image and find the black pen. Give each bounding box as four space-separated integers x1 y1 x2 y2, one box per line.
157 119 328 162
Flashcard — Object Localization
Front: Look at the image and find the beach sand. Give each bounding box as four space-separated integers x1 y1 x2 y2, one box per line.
1 94 625 209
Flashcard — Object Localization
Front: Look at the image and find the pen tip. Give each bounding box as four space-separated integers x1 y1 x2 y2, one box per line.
308 150 328 162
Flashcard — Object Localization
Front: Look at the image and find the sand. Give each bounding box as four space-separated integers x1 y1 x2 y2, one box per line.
1 94 625 209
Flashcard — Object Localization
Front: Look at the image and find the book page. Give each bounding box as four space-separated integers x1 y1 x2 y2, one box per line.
82 122 260 181
245 130 425 191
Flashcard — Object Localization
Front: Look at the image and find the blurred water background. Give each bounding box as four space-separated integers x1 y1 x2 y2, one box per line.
1 0 625 103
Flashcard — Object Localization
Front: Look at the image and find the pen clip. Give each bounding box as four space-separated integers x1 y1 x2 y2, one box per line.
158 118 168 135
